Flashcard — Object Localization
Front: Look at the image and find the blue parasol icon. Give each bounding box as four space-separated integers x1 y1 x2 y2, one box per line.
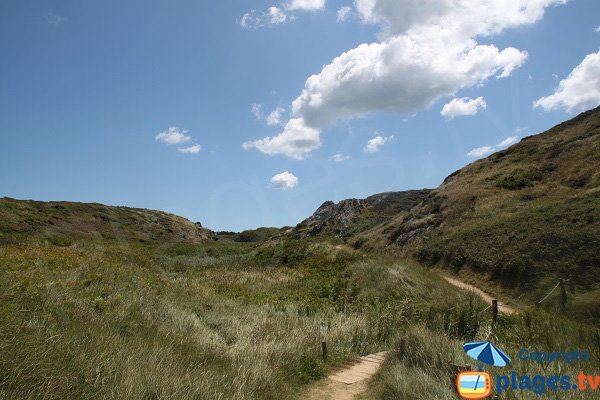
463 341 511 368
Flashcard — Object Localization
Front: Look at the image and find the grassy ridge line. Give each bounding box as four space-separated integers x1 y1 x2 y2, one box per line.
0 197 214 245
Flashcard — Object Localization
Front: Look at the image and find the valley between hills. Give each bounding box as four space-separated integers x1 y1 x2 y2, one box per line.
1 107 599 399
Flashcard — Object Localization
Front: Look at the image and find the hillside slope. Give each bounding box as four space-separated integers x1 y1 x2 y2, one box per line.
298 107 600 318
0 198 215 245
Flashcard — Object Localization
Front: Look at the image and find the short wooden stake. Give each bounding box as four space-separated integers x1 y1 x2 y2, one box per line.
321 341 328 362
559 279 567 312
492 299 498 324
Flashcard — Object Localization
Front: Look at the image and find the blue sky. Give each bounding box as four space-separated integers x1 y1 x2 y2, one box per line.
1 0 599 231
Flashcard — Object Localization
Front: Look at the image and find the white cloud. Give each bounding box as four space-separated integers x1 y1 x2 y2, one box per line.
364 135 393 154
240 0 324 28
269 7 288 24
467 134 520 158
240 7 289 28
595 26 600 33
286 0 326 11
245 0 565 159
155 127 192 145
337 6 352 22
533 50 600 113
270 171 299 190
266 107 286 126
251 103 263 120
467 146 493 157
330 153 350 162
496 136 518 148
243 118 321 160
441 96 487 119
44 13 67 26
178 145 202 154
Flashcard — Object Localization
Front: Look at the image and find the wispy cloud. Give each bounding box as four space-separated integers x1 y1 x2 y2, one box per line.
467 135 520 158
496 136 518 148
330 153 350 162
467 146 493 158
251 103 263 120
240 0 325 29
178 145 202 154
44 12 67 27
266 107 286 126
364 135 393 154
252 104 286 126
271 171 299 190
240 7 289 28
336 6 352 22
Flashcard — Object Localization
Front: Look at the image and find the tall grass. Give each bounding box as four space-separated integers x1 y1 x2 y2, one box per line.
1 239 597 399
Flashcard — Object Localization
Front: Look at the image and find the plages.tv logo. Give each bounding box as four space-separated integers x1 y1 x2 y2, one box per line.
456 371 492 399
456 341 511 399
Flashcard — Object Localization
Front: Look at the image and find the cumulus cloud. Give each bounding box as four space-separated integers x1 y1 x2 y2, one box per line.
337 6 352 22
177 145 202 154
467 146 494 157
245 0 565 159
330 153 350 162
266 107 286 126
271 171 299 190
156 127 201 154
286 0 326 11
243 118 321 160
441 96 487 119
364 135 393 154
533 50 600 113
467 135 520 158
155 127 191 145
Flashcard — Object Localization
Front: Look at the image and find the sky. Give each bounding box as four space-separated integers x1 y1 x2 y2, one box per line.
1 0 599 232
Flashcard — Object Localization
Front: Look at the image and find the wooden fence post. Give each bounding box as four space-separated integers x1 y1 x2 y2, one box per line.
492 300 498 324
321 341 328 362
559 279 567 312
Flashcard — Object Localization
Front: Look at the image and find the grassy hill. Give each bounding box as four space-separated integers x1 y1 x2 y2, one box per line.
0 198 215 246
298 107 600 320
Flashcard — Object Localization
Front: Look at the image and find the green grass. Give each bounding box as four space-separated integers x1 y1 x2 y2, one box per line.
361 308 600 400
1 237 598 399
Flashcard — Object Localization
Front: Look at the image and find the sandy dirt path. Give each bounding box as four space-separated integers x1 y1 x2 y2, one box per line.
303 275 516 399
303 352 388 400
440 274 516 314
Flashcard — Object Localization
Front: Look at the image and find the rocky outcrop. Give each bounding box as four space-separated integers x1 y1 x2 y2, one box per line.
293 190 432 239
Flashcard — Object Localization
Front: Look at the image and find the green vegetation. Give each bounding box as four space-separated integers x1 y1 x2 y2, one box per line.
298 107 600 321
1 109 599 399
361 308 600 400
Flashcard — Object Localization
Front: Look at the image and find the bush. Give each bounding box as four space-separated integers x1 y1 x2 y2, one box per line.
297 353 323 383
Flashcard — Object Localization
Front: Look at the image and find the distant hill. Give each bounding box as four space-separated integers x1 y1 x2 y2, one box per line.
296 107 600 317
0 198 215 245
292 190 431 239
